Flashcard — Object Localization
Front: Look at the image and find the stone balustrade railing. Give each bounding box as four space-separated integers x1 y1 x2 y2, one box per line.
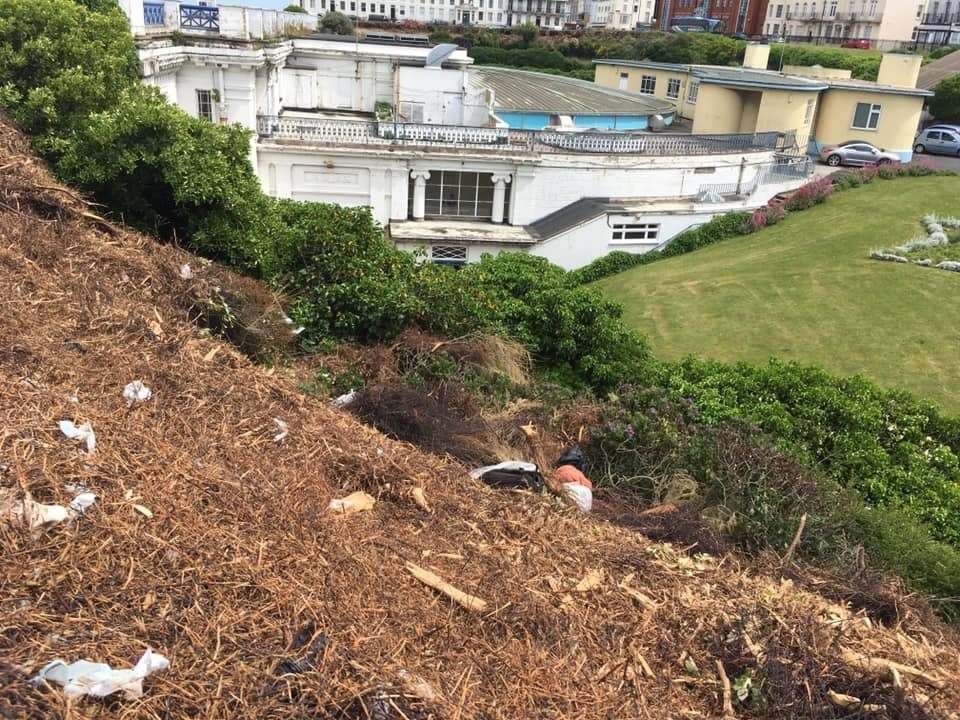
256 115 795 157
140 2 317 39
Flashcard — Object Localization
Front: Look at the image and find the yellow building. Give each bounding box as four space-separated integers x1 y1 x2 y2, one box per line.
594 46 933 162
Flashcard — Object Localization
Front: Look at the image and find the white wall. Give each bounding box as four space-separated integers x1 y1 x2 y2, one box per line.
397 67 488 126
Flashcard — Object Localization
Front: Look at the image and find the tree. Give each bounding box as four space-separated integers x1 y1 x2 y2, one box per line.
516 21 538 45
284 3 307 11
930 75 960 123
319 10 354 34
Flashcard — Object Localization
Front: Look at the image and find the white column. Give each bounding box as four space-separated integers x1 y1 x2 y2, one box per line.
410 170 430 220
490 173 512 224
120 0 146 35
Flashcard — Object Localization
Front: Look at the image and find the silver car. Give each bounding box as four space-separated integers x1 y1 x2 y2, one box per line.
819 141 900 167
914 127 960 157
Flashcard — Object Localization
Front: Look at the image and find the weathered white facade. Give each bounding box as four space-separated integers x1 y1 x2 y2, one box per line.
122 1 810 270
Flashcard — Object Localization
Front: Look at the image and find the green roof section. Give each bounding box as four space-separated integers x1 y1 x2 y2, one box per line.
470 66 676 116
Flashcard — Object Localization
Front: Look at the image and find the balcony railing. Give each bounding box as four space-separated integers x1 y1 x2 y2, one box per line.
920 11 960 25
143 2 165 25
179 4 220 31
697 156 813 200
256 116 795 157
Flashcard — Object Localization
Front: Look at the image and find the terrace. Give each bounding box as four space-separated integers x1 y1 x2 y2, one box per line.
139 1 317 40
255 115 797 156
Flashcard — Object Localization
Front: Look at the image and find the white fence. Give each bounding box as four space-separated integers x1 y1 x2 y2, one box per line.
141 2 317 40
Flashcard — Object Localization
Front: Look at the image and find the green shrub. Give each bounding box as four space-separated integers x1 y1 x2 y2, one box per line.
284 4 307 12
931 74 960 123
928 45 959 61
320 10 353 34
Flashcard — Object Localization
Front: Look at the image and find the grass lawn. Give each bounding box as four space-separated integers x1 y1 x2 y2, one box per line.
595 176 960 413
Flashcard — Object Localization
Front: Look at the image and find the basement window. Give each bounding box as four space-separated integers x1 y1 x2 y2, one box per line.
196 89 215 122
611 222 659 243
431 245 468 267
852 102 882 130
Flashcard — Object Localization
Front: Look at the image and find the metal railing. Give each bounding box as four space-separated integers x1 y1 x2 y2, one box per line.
696 156 813 200
920 12 960 25
256 115 794 157
179 4 220 31
143 2 165 25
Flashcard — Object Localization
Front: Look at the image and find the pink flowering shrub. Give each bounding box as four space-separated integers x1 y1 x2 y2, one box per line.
784 177 834 211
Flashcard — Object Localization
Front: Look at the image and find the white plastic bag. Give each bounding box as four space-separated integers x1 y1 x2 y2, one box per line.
468 460 538 480
561 482 593 513
122 381 152 405
34 649 169 700
330 390 358 408
58 420 96 453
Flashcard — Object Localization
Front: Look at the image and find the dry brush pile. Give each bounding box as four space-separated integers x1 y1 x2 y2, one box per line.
1 117 959 720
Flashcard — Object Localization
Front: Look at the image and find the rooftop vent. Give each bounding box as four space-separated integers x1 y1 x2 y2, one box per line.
425 43 458 67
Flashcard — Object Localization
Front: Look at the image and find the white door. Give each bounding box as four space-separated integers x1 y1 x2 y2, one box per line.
295 74 315 108
618 72 629 90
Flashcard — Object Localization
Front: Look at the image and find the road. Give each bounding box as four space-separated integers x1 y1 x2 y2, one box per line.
812 152 960 177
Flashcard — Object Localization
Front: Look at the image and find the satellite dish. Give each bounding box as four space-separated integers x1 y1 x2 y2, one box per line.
648 114 667 132
425 43 458 68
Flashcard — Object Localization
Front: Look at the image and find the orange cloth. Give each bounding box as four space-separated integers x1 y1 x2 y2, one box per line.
553 464 592 490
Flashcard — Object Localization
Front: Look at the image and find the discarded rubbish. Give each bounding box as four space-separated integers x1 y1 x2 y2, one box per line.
330 390 358 409
58 420 96 453
554 447 593 513
1 488 96 531
398 669 439 703
276 626 328 675
33 648 169 699
556 444 587 473
179 263 193 279
273 418 289 442
133 504 154 519
411 487 431 512
328 491 376 515
69 493 97 515
405 561 488 612
469 460 545 492
122 380 152 405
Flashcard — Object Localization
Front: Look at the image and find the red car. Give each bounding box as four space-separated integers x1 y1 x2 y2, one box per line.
841 39 872 49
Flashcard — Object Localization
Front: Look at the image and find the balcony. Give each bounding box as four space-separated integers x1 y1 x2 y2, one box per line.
919 11 960 26
138 2 318 39
256 115 796 157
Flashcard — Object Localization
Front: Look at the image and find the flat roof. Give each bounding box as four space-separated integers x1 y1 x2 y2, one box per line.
390 219 538 246
692 66 827 92
826 78 934 97
594 59 691 72
470 66 675 116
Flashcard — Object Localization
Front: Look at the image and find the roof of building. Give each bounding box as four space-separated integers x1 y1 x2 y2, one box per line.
917 51 960 90
389 218 539 246
529 198 617 239
691 66 828 92
593 59 692 72
825 78 934 97
470 67 675 116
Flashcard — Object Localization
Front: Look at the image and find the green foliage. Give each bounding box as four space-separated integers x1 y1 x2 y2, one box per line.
516 21 538 45
284 4 307 12
931 74 960 122
769 44 880 80
319 10 353 34
927 45 959 60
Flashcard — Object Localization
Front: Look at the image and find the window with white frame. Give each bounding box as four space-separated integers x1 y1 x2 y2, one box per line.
398 101 424 122
611 221 660 243
687 81 699 103
431 245 468 267
666 78 681 99
852 102 881 130
639 75 656 94
409 171 509 220
804 98 815 125
196 89 215 122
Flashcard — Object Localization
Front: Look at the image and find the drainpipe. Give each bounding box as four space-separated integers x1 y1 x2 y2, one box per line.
217 65 227 123
736 156 746 195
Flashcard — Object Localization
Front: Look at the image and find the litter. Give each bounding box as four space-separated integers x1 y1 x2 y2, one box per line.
58 420 96 453
178 263 193 279
469 460 545 492
122 380 152 405
276 625 328 675
273 418 289 442
330 390 358 408
133 504 153 519
411 487 431 512
553 446 593 513
69 493 97 515
405 562 488 612
33 648 169 700
1 488 96 531
328 491 376 515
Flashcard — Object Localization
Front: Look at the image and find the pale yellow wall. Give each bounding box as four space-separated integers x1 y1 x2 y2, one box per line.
876 54 922 89
877 1 923 45
594 64 696 118
783 65 852 80
812 89 924 152
743 44 770 70
691 84 744 134
754 87 820 148
739 92 761 133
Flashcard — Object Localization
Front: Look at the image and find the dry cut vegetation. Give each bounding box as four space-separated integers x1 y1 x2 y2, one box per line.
1 118 960 719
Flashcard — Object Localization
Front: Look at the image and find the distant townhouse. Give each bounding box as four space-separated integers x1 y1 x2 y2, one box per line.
764 0 926 47
707 0 769 35
914 0 960 46
596 44 932 161
301 0 569 26
574 0 655 27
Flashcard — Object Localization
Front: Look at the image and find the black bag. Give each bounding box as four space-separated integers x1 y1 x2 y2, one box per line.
556 444 587 473
479 468 545 492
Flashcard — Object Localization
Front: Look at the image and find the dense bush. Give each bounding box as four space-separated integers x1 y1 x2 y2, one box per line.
320 10 354 34
930 74 960 123
782 176 834 211
928 45 959 60
769 44 881 80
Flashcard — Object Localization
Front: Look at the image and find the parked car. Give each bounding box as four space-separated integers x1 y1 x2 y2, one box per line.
819 140 900 167
841 38 871 49
914 127 960 156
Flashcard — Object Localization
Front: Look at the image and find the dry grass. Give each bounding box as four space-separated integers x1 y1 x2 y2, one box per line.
1 117 960 720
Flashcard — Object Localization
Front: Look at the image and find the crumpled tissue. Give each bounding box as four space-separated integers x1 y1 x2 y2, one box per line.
33 649 170 700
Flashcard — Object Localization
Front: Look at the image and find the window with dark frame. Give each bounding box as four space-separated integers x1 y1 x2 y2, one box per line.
430 245 468 267
852 102 881 130
639 75 656 94
666 78 681 99
611 222 659 243
408 171 509 221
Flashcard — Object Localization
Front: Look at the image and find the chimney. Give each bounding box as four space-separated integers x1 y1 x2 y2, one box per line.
876 53 922 88
743 43 770 71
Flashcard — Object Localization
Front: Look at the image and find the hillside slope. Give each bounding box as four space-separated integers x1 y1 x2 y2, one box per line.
1 119 959 720
595 177 960 412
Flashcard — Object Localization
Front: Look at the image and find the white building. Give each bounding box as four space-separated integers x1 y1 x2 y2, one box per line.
770 0 927 47
122 0 810 270
571 0 654 28
302 0 568 27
